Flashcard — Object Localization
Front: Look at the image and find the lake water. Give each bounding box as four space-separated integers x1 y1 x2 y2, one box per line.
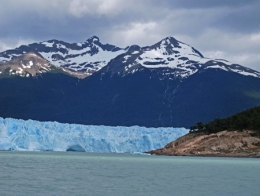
0 151 259 196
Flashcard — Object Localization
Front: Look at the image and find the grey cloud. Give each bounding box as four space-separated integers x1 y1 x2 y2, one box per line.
0 0 259 71
162 0 259 9
212 3 260 33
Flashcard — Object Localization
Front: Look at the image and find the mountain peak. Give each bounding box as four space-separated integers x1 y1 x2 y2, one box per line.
162 36 178 42
87 36 100 43
160 36 180 46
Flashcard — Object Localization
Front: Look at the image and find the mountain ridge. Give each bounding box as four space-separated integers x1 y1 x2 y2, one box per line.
1 36 259 79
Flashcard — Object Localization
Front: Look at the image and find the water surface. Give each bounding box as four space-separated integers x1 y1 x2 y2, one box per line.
0 151 259 196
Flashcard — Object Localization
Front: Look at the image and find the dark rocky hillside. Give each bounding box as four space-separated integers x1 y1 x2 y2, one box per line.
1 67 260 127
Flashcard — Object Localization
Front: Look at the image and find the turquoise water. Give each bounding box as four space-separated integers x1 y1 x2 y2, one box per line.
0 151 259 196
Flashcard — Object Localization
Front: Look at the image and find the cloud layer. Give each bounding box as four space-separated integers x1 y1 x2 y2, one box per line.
0 0 259 70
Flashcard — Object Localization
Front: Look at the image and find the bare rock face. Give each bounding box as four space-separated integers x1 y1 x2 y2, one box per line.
0 52 52 77
148 130 260 157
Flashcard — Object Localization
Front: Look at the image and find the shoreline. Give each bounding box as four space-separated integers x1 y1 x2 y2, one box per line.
146 152 260 158
0 149 260 158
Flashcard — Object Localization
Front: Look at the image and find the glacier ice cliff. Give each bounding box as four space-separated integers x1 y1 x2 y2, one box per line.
0 118 189 153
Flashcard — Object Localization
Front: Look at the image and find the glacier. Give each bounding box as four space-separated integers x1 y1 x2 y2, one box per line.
0 117 189 153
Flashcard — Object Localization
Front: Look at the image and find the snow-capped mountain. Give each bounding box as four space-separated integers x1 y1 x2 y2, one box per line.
0 36 126 78
103 37 260 79
1 36 260 128
0 36 259 79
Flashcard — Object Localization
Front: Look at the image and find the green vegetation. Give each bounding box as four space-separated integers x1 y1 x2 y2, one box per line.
190 106 260 135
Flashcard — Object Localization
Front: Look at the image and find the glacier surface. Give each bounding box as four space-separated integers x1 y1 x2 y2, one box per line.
0 118 189 153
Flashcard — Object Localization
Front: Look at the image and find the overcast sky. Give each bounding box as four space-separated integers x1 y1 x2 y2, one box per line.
0 0 260 70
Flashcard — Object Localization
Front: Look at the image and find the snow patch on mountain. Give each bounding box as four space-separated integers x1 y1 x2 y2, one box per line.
205 65 229 71
42 41 54 48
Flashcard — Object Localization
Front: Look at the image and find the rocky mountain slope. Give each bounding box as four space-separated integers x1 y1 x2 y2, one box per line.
0 36 260 127
0 52 57 77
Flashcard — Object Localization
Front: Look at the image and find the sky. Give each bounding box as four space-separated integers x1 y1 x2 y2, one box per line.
0 0 260 71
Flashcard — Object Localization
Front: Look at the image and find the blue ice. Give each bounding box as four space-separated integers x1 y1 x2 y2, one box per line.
0 118 188 153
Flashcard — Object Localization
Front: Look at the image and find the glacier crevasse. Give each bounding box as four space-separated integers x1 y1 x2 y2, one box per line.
0 118 188 153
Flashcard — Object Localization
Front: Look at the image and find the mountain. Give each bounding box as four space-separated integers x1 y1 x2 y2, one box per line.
102 37 260 78
0 36 260 127
0 36 126 78
1 36 259 79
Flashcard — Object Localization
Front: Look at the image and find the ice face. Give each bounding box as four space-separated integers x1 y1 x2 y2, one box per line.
0 118 189 153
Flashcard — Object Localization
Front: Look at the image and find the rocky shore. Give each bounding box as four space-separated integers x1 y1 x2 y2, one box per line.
147 130 260 158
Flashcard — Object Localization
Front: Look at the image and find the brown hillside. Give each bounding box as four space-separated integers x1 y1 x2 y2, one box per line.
148 130 260 157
